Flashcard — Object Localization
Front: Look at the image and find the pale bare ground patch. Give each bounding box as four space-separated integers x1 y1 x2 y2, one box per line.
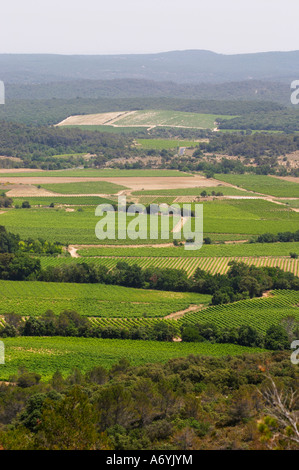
56 111 131 126
6 184 60 197
0 175 232 191
172 216 190 233
0 168 44 173
0 156 22 162
164 304 204 320
68 242 177 256
7 186 115 198
271 175 299 184
68 246 80 258
262 290 274 298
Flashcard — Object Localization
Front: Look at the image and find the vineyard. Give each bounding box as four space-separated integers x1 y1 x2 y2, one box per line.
0 337 266 381
132 186 255 196
0 169 192 178
0 280 210 318
1 198 298 245
13 196 114 206
178 290 299 333
77 241 299 258
215 173 299 198
37 181 127 195
40 255 299 278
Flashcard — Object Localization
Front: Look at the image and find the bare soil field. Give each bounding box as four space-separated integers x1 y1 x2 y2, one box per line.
0 175 229 191
0 168 43 173
6 185 60 197
57 111 133 126
273 175 299 184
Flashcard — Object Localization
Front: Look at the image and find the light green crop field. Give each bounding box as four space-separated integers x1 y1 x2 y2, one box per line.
136 139 199 149
132 187 257 196
63 125 146 134
13 196 114 206
0 169 192 178
179 290 299 333
77 241 299 258
112 110 235 129
215 174 299 198
37 181 127 195
0 281 210 318
0 337 266 381
1 199 298 244
196 199 299 236
279 199 299 208
0 208 183 244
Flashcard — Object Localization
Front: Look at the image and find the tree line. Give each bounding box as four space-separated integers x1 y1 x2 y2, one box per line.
0 310 296 352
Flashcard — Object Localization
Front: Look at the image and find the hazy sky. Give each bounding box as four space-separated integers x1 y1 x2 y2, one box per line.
1 0 298 55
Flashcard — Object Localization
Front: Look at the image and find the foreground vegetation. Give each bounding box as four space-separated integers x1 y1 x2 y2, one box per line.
0 351 297 450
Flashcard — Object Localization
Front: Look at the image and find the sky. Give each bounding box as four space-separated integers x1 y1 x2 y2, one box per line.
0 0 298 55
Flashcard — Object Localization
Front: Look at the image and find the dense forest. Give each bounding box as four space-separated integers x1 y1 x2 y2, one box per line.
0 96 284 127
0 121 136 168
217 109 299 132
200 133 299 158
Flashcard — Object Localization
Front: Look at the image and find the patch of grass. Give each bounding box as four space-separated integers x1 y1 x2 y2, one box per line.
136 139 199 150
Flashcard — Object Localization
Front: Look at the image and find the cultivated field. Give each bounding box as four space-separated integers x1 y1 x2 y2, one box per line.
57 110 235 130
216 173 299 198
40 254 299 278
0 280 210 318
1 199 298 244
179 290 299 333
0 337 265 381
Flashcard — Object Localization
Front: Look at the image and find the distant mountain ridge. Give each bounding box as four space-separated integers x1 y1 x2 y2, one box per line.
1 50 299 84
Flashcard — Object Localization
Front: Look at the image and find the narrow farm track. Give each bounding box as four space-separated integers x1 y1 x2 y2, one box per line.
164 304 204 320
